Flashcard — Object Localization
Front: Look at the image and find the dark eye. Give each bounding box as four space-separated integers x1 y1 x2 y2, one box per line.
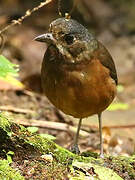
64 34 74 45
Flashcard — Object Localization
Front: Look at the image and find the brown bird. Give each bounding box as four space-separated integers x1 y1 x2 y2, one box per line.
35 17 118 158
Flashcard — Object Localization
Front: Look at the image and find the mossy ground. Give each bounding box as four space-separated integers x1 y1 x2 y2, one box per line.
0 112 135 180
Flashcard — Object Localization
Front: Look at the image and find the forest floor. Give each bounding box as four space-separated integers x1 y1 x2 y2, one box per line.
0 0 135 161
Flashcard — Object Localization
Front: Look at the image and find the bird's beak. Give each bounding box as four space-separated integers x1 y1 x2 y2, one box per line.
34 33 54 44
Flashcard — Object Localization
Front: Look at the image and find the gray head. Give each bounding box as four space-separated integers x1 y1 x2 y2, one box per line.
35 18 97 60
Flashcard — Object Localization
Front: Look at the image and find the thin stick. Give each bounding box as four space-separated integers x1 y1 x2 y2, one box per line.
13 119 89 137
58 0 78 19
82 124 135 129
58 0 62 16
0 0 52 35
0 106 35 114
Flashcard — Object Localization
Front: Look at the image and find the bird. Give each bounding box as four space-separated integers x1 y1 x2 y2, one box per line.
35 17 118 158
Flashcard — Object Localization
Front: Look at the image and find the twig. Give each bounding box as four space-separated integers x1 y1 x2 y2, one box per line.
0 106 35 114
58 0 78 19
14 119 90 137
83 124 135 129
104 125 135 129
0 0 52 35
58 0 62 16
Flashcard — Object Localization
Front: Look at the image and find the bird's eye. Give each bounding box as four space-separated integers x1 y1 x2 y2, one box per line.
64 34 74 45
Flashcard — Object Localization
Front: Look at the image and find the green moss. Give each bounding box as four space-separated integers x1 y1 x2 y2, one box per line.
69 161 123 180
24 134 98 164
111 156 135 179
0 159 24 180
25 134 56 152
24 134 76 163
0 113 12 137
0 113 134 179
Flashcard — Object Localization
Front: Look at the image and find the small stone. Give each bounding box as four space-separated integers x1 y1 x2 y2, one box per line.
41 154 53 162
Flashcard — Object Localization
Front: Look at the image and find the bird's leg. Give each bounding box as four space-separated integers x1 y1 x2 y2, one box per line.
71 118 82 154
98 113 104 158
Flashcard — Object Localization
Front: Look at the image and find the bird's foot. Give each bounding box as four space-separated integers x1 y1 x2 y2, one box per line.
70 144 80 154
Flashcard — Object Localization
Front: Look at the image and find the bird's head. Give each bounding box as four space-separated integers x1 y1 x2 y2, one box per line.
35 18 98 63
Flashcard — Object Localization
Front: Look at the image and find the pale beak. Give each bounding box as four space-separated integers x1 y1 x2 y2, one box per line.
34 33 54 44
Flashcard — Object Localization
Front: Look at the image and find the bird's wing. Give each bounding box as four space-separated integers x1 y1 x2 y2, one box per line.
95 41 118 85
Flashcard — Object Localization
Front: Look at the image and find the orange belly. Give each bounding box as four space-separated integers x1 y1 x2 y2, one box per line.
41 59 116 118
